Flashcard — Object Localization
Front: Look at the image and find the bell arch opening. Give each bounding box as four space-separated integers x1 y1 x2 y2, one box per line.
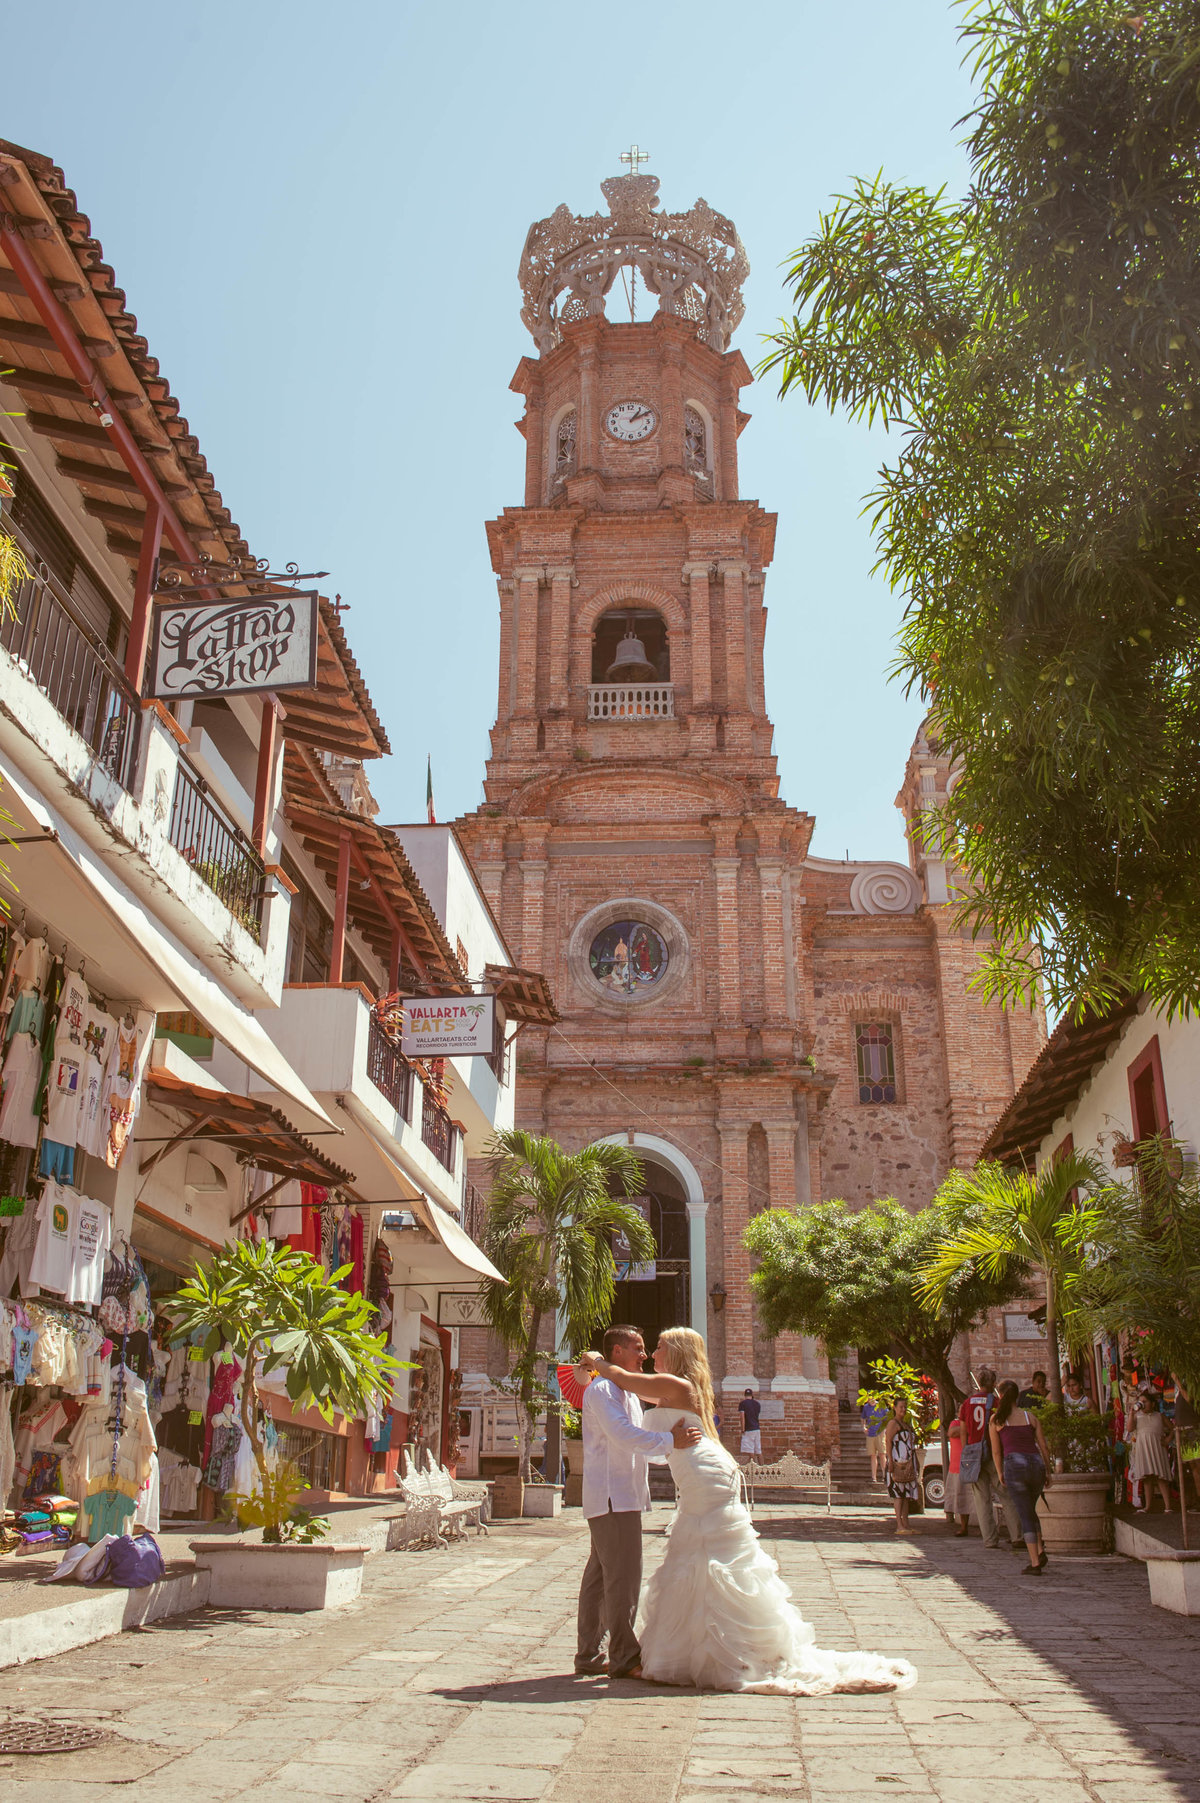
591 607 670 683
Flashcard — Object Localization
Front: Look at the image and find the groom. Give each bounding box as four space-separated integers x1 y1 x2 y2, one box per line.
575 1325 701 1679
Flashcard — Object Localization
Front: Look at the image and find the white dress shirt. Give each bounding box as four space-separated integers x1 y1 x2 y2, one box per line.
581 1376 674 1519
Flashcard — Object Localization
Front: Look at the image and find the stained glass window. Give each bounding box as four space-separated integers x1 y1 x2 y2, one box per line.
856 1023 896 1104
589 920 668 995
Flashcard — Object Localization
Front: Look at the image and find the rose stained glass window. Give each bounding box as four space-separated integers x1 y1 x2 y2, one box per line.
589 920 668 995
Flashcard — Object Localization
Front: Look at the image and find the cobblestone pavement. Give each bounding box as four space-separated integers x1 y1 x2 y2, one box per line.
1 1505 1198 1802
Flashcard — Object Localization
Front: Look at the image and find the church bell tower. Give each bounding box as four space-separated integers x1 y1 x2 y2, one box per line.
458 166 838 1460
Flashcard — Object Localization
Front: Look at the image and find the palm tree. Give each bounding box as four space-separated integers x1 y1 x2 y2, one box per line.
480 1129 656 1483
916 1152 1105 1407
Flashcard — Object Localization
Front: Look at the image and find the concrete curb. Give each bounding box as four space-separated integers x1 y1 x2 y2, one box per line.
0 1568 211 1670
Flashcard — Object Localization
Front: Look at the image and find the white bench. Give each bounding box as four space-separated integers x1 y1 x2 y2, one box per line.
744 1450 833 1513
398 1453 490 1548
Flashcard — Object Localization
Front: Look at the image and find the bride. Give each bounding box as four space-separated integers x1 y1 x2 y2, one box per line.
578 1328 916 1695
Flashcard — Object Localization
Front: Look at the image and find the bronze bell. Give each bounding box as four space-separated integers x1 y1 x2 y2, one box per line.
607 629 658 682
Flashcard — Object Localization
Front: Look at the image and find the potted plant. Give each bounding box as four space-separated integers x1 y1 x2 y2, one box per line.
480 1129 654 1518
169 1236 400 1609
561 1406 584 1508
1033 1404 1113 1555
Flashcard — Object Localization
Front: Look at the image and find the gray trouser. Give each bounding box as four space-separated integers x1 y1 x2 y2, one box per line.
577 1507 642 1672
969 1462 1021 1546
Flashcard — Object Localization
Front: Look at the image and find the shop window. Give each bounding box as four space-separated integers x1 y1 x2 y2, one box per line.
856 1022 897 1104
273 1421 347 1493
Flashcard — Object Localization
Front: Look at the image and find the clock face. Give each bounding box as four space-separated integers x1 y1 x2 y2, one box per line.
606 400 658 442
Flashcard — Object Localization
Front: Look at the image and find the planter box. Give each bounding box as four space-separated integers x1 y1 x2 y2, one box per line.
1038 1472 1112 1555
522 1484 564 1518
1146 1552 1200 1616
189 1540 367 1611
490 1474 525 1518
563 1441 584 1476
564 1472 584 1507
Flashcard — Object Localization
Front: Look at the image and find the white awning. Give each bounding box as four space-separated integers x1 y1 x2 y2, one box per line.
0 751 334 1131
409 1190 505 1285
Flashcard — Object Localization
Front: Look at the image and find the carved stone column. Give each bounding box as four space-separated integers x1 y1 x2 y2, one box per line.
719 559 747 712
545 565 575 711
512 567 541 718
496 578 515 724
763 1119 806 1381
709 817 743 1057
756 821 791 1036
682 561 712 707
718 1118 755 1387
518 823 549 969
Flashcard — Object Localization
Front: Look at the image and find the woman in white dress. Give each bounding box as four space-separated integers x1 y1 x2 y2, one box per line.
578 1329 916 1695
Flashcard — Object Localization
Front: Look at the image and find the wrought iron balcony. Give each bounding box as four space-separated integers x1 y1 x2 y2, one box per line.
0 524 141 791
587 682 675 720
421 1088 457 1174
168 757 265 938
367 1013 414 1120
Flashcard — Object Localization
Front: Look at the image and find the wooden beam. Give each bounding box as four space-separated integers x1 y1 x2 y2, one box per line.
26 408 121 446
0 313 113 356
83 494 146 532
0 362 144 407
0 268 84 304
125 503 164 690
55 454 190 499
252 696 281 856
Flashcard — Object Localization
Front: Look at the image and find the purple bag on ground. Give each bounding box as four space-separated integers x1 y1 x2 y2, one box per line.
88 1532 166 1589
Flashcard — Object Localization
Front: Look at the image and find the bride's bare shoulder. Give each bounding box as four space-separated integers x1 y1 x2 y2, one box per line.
646 1373 698 1410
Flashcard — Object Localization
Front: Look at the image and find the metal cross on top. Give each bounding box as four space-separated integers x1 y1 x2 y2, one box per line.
620 143 650 177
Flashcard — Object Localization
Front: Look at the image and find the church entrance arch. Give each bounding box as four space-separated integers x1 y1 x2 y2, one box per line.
591 1134 708 1348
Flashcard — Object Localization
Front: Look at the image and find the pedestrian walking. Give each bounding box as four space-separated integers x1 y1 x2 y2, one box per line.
737 1388 762 1459
860 1395 889 1483
989 1381 1051 1575
1129 1394 1174 1514
884 1396 920 1535
943 1417 971 1536
957 1367 1022 1551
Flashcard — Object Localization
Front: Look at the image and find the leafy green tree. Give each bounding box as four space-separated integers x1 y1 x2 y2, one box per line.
760 0 1200 1017
745 1195 1025 1406
916 1150 1106 1405
169 1237 399 1527
480 1129 655 1482
1066 1136 1200 1399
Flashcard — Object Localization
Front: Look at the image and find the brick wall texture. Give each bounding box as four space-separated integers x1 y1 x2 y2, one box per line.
455 312 1046 1460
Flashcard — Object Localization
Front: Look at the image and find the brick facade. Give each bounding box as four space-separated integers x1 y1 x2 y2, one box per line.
456 232 1046 1458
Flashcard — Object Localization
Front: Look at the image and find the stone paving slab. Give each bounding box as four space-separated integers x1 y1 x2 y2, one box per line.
0 1504 1197 1801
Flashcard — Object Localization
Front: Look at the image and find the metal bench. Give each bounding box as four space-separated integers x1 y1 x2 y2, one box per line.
743 1450 833 1513
398 1453 489 1547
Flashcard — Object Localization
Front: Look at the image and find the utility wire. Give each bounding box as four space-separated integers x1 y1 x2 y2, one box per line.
547 1023 778 1206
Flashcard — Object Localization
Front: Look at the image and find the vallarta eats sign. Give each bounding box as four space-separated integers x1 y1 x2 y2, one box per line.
147 591 319 699
400 995 495 1057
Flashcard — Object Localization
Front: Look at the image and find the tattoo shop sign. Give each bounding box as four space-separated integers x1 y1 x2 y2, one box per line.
400 995 495 1057
148 591 319 699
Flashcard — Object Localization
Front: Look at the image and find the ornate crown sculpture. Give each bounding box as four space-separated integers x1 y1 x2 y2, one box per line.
518 175 749 356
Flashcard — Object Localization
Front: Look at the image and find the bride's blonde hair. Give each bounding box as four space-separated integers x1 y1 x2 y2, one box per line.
656 1327 719 1440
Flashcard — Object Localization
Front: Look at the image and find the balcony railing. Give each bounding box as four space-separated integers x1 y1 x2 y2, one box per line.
588 682 674 720
421 1088 457 1174
367 1014 414 1119
168 758 264 937
0 528 141 791
462 1182 487 1247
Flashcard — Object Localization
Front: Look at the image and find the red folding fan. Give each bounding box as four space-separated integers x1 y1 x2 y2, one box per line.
557 1363 591 1408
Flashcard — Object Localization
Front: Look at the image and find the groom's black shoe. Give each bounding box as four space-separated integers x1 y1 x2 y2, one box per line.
574 1657 607 1675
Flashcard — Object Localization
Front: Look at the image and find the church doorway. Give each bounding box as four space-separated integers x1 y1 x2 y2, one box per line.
605 1164 690 1355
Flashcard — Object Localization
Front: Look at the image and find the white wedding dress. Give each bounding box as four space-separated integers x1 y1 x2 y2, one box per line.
637 1409 917 1694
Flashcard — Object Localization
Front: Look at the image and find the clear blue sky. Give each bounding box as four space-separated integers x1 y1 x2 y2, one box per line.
4 1 974 859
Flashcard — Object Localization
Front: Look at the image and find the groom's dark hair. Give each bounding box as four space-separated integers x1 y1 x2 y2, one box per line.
603 1325 642 1359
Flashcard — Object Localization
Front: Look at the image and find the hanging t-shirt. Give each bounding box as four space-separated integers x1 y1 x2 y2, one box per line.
28 1184 76 1293
0 1031 44 1148
45 968 89 1147
99 1010 154 1169
76 1005 117 1159
68 1195 112 1306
